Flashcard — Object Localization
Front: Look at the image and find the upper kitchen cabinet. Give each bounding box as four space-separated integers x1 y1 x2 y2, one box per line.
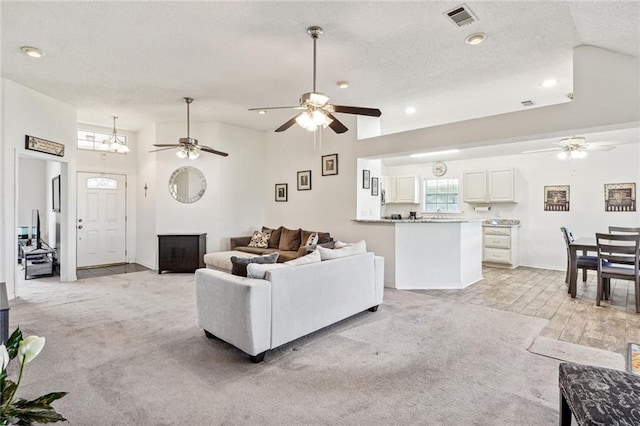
383 175 420 204
463 168 515 203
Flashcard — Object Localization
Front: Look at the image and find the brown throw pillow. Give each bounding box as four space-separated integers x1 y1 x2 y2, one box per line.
278 227 301 251
230 253 279 277
263 226 282 249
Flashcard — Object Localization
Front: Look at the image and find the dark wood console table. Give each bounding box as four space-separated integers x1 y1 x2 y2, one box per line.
158 234 206 274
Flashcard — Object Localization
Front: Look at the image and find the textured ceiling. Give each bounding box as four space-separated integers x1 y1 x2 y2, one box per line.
1 1 639 137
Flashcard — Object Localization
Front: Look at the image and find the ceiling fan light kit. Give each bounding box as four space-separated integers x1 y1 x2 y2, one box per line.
248 26 382 134
150 97 229 159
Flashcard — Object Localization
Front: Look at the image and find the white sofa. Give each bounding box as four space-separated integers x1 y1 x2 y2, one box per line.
195 252 384 362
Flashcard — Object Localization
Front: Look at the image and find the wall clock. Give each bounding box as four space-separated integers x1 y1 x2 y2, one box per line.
432 161 447 177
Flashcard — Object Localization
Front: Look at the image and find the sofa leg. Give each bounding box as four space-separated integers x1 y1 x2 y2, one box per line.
560 391 572 426
368 305 379 312
204 329 216 339
250 351 266 363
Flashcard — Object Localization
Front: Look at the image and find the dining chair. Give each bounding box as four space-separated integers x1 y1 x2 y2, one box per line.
595 233 640 313
609 226 640 234
561 227 598 284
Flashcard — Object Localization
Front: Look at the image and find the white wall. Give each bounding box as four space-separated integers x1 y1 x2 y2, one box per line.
17 158 46 228
356 158 382 219
135 123 157 269
76 123 138 264
1 78 77 298
382 142 640 270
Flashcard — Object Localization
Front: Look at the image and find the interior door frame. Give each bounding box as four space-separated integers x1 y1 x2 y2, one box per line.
76 171 128 268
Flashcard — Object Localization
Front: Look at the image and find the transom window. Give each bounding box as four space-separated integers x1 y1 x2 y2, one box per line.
423 178 459 212
77 130 128 152
86 178 118 189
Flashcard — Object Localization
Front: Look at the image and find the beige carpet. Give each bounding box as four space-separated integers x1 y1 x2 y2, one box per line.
8 271 620 425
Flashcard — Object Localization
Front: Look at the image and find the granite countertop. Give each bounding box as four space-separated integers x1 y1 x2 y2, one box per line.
482 219 521 227
353 218 484 224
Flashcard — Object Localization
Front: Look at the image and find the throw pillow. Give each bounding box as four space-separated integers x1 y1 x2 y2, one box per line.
317 240 367 261
304 232 319 247
263 226 282 249
230 252 279 277
285 249 321 266
278 227 301 251
334 240 350 249
317 232 331 244
248 230 271 248
246 263 289 279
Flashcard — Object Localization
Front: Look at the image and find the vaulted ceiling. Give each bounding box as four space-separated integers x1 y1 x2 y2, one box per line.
2 1 639 137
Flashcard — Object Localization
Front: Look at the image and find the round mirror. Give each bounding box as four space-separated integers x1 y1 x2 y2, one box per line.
168 166 206 204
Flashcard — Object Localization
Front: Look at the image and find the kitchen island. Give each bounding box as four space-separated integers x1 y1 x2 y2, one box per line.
353 219 483 290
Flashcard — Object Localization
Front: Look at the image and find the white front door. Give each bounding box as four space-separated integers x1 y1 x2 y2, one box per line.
77 172 127 268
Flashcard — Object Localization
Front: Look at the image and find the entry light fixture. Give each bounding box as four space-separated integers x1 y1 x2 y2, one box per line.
105 116 130 154
21 46 45 58
410 149 460 158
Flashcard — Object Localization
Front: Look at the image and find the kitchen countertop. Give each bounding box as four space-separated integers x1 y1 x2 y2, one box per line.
353 218 484 223
482 219 521 227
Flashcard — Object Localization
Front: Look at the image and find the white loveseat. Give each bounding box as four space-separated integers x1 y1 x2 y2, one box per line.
195 252 384 362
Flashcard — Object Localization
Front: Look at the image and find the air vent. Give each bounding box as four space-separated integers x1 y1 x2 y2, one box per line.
445 4 478 27
521 100 535 107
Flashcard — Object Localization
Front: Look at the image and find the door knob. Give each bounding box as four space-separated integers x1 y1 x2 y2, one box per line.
78 219 83 223
78 225 83 229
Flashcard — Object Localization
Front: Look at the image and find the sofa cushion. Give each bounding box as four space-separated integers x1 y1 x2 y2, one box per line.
246 262 289 279
285 249 321 266
317 240 367 261
263 226 282 249
204 250 253 272
317 232 331 244
236 246 277 256
231 252 279 277
278 227 301 251
248 229 271 248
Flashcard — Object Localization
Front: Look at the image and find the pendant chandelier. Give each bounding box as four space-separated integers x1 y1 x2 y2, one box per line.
105 116 130 153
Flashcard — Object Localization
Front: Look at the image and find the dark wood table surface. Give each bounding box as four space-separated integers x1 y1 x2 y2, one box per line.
568 237 597 298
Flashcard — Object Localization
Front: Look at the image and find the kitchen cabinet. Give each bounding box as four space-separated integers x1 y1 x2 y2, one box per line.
482 225 519 268
383 175 420 204
463 168 515 203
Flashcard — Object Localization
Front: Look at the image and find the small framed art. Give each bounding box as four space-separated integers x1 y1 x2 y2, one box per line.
363 170 370 189
322 153 338 176
297 170 311 191
544 185 569 211
604 183 636 212
275 183 288 202
371 177 379 196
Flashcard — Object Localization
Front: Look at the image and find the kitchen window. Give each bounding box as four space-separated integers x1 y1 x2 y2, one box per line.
423 178 459 212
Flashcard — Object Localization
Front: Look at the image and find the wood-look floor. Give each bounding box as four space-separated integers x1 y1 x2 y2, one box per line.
416 266 640 356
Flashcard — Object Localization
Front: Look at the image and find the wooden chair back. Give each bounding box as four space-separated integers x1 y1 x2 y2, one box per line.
595 233 640 272
609 226 640 234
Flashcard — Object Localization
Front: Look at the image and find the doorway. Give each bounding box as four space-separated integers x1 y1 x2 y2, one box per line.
76 172 127 268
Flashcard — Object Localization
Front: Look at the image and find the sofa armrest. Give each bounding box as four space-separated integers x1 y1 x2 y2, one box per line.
195 269 271 356
230 236 252 250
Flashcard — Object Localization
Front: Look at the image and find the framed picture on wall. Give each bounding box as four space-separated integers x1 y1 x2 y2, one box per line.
363 170 371 189
322 153 338 176
604 182 636 212
371 177 379 196
52 175 61 213
275 183 288 202
297 170 311 191
544 185 569 211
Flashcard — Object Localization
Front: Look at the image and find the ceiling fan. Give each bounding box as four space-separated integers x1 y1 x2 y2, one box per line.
249 26 382 134
150 97 229 159
523 136 616 159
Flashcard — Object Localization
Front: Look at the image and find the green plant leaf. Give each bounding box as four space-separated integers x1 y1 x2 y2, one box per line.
6 328 23 360
2 379 17 404
15 392 67 407
9 405 67 424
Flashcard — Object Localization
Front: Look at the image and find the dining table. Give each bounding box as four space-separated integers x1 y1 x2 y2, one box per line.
568 237 597 298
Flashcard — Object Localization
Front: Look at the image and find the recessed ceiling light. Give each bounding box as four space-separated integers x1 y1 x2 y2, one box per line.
465 33 486 45
541 79 559 88
336 81 350 89
257 110 267 115
20 46 45 58
410 149 459 158
405 106 416 115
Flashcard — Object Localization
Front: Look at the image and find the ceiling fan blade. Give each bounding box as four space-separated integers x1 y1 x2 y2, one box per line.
149 146 178 153
587 144 616 151
249 106 304 111
331 105 382 117
152 144 179 147
200 145 230 157
275 116 299 132
326 113 348 134
521 147 561 154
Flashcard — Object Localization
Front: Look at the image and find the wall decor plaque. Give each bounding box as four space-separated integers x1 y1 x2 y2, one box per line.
604 183 636 212
544 185 570 211
25 135 65 157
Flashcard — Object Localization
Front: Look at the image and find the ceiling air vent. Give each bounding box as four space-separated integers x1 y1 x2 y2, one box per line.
521 100 535 107
445 4 478 27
